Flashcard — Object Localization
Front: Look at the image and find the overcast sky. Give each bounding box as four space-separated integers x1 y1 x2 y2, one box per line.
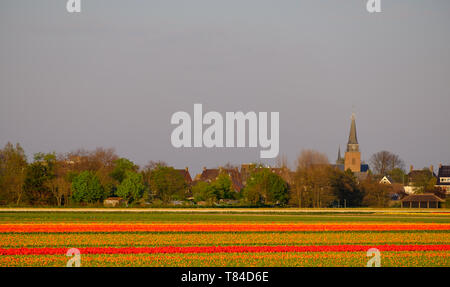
1 0 449 176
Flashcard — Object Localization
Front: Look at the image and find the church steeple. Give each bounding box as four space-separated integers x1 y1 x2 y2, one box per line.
336 146 344 164
344 112 361 173
347 113 359 152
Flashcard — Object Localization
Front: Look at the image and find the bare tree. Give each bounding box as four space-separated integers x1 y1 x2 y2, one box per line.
0 143 27 205
295 149 329 171
45 155 72 206
370 151 405 176
293 150 332 208
276 154 289 169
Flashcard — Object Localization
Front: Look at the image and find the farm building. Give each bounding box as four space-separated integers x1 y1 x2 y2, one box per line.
103 197 127 207
400 193 444 208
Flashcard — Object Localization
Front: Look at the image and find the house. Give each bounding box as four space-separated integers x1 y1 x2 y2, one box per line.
103 197 126 207
404 165 437 194
175 167 193 185
435 164 450 194
195 166 244 192
379 175 393 185
400 193 444 208
377 176 406 200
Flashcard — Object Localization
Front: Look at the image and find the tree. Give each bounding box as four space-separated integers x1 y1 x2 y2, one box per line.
243 168 289 205
292 150 333 207
0 143 27 205
71 171 105 203
44 156 72 206
110 158 138 183
209 173 234 201
370 151 405 176
66 148 118 172
65 148 119 197
149 166 186 203
389 168 406 184
142 160 168 194
116 170 146 203
23 153 57 205
192 181 215 203
296 149 329 170
329 169 363 207
361 177 390 207
412 168 437 193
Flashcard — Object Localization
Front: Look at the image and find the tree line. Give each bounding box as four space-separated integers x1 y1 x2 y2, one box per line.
0 142 438 207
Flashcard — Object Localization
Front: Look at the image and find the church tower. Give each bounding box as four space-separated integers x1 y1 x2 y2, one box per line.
344 113 361 172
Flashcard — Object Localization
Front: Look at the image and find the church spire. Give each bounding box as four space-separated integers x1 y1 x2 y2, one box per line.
336 146 344 164
347 113 359 152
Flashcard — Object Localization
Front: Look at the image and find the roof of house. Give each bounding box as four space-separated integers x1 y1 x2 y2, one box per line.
437 165 450 186
197 168 244 192
400 193 445 202
175 168 192 184
408 170 436 182
380 175 393 184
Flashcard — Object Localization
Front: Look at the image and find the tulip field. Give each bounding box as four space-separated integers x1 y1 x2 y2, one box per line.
0 210 449 267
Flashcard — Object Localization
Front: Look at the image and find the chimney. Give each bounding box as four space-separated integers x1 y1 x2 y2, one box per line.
203 166 206 171
410 165 414 172
439 163 442 169
185 167 189 172
430 165 434 173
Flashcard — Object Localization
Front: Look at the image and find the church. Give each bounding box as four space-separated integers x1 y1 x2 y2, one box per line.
335 113 369 179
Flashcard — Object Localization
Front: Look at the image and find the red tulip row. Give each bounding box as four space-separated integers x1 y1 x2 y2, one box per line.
1 223 449 233
1 244 449 255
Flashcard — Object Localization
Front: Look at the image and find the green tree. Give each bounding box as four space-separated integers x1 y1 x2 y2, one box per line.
389 168 406 184
71 171 105 203
116 170 146 203
412 168 437 193
243 169 289 205
110 158 138 183
192 181 215 203
23 153 57 205
330 169 363 207
210 173 234 200
149 166 186 203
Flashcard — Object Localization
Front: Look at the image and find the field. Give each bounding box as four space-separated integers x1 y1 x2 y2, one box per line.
0 209 449 267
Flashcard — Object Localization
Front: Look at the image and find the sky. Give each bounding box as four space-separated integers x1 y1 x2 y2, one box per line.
1 0 449 176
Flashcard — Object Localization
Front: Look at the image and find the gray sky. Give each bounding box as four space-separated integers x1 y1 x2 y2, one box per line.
1 0 449 176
